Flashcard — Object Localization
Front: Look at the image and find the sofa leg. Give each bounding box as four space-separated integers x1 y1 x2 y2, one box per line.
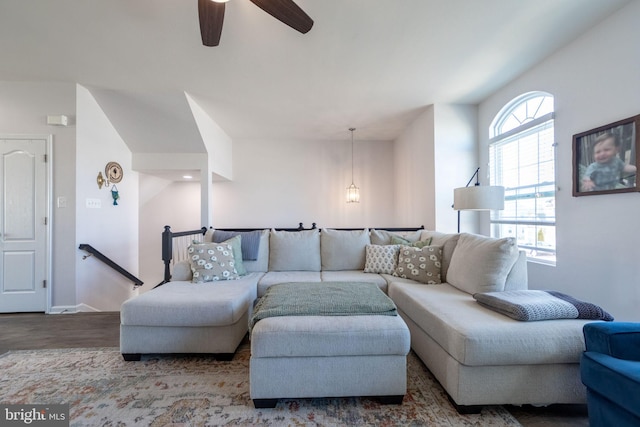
122 353 141 361
215 353 235 361
379 395 404 405
253 399 278 408
448 396 482 414
453 404 482 415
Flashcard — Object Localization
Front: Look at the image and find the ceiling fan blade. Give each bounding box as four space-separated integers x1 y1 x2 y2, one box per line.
198 0 225 47
249 0 314 34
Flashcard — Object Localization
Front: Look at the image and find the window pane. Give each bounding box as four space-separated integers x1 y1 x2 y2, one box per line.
489 92 555 264
494 94 553 136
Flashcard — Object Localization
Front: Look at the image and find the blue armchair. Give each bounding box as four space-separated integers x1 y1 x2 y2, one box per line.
581 322 640 427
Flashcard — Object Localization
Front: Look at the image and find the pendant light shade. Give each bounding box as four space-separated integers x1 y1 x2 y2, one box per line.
347 183 360 203
346 127 360 203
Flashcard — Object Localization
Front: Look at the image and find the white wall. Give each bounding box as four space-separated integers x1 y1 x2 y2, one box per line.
185 93 233 226
75 85 139 311
393 104 477 233
138 177 200 290
212 138 396 228
478 1 640 321
185 93 233 181
0 82 77 311
393 106 435 229
434 104 478 233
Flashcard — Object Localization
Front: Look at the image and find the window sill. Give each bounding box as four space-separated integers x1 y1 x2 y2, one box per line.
527 257 556 267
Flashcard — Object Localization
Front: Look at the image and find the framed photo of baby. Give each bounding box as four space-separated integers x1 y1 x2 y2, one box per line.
573 114 640 196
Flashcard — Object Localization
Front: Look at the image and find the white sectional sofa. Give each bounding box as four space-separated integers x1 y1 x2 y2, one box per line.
120 226 595 412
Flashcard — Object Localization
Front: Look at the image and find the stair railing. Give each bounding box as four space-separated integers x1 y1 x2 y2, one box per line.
78 243 144 289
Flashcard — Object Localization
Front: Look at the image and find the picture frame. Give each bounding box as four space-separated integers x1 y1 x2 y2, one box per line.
573 114 640 196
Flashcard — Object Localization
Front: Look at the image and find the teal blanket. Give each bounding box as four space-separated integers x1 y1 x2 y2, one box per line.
250 282 397 332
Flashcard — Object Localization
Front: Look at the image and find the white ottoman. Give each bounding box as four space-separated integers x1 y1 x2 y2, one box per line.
250 314 411 408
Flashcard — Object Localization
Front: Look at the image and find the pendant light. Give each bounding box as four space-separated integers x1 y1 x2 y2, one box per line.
346 127 360 203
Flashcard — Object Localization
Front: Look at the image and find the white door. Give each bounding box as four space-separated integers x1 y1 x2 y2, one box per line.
0 137 49 312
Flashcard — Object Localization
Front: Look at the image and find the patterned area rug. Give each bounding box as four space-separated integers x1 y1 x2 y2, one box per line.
0 342 521 426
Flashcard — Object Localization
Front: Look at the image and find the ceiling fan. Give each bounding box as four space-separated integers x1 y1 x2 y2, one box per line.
198 0 314 47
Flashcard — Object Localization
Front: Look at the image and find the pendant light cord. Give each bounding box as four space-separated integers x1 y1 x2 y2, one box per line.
349 127 355 184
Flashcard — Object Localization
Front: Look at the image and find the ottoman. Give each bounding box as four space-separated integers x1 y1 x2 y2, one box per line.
250 314 411 408
120 278 257 360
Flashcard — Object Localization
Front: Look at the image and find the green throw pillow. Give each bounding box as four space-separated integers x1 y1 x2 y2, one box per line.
195 235 246 276
390 235 433 248
188 241 239 283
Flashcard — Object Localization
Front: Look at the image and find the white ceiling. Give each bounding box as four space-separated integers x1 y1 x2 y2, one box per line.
0 0 631 144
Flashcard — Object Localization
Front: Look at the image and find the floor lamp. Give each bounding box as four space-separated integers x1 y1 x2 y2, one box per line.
453 167 505 233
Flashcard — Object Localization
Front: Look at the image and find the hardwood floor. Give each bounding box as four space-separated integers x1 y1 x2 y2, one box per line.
0 312 588 426
0 312 120 355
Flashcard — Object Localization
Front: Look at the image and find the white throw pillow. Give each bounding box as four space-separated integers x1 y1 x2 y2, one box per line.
364 244 400 274
321 228 370 270
446 233 519 294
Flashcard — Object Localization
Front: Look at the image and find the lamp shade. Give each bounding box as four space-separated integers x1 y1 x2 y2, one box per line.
453 186 505 211
346 183 360 203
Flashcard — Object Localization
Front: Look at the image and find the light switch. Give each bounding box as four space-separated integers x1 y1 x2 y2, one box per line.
86 198 101 209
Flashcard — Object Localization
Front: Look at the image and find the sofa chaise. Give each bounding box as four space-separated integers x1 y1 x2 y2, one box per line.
120 224 601 412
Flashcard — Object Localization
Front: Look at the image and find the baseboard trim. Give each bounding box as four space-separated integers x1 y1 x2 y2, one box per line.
49 303 102 314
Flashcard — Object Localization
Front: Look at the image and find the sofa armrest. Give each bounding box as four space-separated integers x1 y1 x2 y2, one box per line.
584 322 640 361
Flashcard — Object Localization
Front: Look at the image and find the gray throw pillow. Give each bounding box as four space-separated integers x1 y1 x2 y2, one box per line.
394 245 443 284
269 229 321 271
321 228 370 270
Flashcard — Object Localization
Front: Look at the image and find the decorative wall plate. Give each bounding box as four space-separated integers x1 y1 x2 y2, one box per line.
105 161 123 183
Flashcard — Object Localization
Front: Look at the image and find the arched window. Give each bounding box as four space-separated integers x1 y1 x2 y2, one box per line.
489 92 556 264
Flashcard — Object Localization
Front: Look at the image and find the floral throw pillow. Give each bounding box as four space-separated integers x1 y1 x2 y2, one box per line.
188 242 239 283
394 245 443 284
364 244 400 274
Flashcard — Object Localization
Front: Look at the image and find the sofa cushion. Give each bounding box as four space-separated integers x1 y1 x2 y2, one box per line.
364 244 400 275
321 270 388 292
243 229 270 273
121 277 259 327
388 281 591 366
213 230 262 261
504 250 528 291
187 241 239 283
447 233 518 294
420 231 459 282
320 228 370 271
370 229 422 245
251 314 410 358
394 245 442 284
269 229 321 271
257 271 322 296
